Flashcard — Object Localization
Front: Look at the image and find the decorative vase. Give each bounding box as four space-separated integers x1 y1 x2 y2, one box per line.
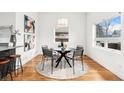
10 35 16 47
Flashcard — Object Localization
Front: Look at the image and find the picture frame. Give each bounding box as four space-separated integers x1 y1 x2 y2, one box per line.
24 34 35 51
24 15 35 33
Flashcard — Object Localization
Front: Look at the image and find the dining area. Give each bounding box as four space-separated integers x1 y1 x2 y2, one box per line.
35 44 85 79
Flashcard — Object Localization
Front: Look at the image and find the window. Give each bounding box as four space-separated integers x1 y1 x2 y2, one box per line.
95 15 121 51
96 16 121 38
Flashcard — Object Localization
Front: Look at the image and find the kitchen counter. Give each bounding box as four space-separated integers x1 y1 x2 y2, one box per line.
0 45 23 52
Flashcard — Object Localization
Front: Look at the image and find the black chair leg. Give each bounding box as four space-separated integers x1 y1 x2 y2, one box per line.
42 57 47 71
81 61 84 71
51 59 53 74
5 61 13 80
72 59 75 74
8 64 13 80
13 62 16 76
42 61 45 71
81 57 84 71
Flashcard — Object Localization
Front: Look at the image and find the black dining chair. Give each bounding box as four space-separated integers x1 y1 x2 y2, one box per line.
76 45 84 50
42 45 49 60
67 48 84 74
41 48 57 74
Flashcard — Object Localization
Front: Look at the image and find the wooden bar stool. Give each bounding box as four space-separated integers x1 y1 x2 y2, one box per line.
9 54 23 75
0 59 13 80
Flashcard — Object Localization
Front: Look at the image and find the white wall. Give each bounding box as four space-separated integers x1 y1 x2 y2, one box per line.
0 13 16 43
15 12 40 65
39 12 86 54
86 12 124 80
0 12 16 27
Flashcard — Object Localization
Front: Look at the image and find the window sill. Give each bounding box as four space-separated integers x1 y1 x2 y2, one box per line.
94 46 122 55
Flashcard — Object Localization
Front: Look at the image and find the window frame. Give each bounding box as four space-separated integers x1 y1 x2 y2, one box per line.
93 15 122 53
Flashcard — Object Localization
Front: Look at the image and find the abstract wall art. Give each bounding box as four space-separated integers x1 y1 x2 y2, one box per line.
24 15 35 51
24 34 35 51
24 15 35 33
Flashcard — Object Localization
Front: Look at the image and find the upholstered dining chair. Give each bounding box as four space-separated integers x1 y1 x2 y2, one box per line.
76 45 84 50
42 45 49 60
41 48 57 74
67 48 84 74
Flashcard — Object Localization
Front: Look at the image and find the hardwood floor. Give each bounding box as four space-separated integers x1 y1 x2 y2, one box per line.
9 55 121 81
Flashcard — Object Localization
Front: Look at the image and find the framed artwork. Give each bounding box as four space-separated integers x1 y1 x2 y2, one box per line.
24 15 35 33
24 34 35 51
55 26 69 42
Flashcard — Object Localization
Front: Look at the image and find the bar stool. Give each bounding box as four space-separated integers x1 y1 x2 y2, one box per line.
0 59 13 80
9 54 23 75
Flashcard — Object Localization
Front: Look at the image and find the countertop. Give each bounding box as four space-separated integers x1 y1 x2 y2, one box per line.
0 45 23 52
